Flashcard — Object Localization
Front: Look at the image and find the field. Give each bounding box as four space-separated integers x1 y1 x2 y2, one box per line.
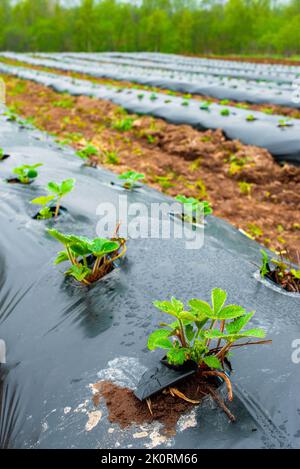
0 50 300 450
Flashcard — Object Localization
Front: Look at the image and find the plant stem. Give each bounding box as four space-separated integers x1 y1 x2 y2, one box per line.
54 197 61 218
92 255 102 276
216 320 225 349
179 319 188 348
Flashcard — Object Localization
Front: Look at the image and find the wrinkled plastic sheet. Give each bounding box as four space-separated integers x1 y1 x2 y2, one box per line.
93 51 300 75
36 52 298 84
1 62 300 165
3 52 299 109
0 111 300 449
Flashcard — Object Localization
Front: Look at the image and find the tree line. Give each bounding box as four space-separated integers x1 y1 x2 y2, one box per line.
0 0 299 56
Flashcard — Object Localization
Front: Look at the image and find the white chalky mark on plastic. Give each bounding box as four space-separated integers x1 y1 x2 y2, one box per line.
177 409 197 431
133 431 149 439
96 356 147 389
42 422 49 433
85 410 102 432
64 407 71 415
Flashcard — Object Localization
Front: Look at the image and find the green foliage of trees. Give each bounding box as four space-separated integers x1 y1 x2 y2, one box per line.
0 0 299 56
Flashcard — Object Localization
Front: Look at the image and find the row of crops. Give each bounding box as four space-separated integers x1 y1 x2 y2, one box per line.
2 52 300 109
0 55 300 165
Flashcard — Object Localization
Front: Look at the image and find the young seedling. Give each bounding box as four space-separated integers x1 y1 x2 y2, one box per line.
118 171 145 190
199 102 210 111
238 181 252 197
181 100 189 107
76 144 98 161
175 195 212 223
31 178 76 219
149 93 158 101
148 289 269 410
246 114 256 122
11 164 43 184
137 93 144 100
104 151 120 165
220 108 230 116
112 117 135 132
278 119 293 128
48 227 126 285
260 250 300 293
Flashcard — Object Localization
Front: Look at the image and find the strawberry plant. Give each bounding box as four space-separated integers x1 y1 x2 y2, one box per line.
118 171 145 190
148 289 268 401
31 178 75 219
175 195 212 223
48 228 126 285
260 250 300 293
246 114 256 122
11 163 42 184
278 119 293 128
220 108 230 116
76 144 98 160
199 102 210 111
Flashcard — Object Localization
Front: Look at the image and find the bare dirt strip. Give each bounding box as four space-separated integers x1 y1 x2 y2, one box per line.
1 56 299 120
2 74 300 262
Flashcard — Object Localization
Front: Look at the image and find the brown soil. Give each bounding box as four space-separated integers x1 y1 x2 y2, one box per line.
266 268 300 293
92 372 231 434
2 74 300 263
1 56 300 120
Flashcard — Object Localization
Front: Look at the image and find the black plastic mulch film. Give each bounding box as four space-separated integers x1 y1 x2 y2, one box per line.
2 51 300 110
0 59 300 165
0 110 300 449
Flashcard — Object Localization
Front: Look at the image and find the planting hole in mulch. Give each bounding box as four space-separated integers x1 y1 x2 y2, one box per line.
6 178 33 185
92 371 235 435
263 268 300 294
0 154 11 161
32 206 67 220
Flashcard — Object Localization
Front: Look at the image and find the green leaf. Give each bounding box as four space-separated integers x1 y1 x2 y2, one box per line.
203 355 221 369
260 249 270 277
180 311 199 322
54 251 69 265
167 347 188 366
185 324 196 341
91 239 119 257
217 305 245 320
47 182 61 194
153 297 184 318
211 288 227 314
48 229 72 245
147 329 173 351
188 299 213 318
204 329 227 339
239 328 266 339
27 169 38 179
226 312 254 334
31 195 55 206
60 178 76 195
65 264 91 282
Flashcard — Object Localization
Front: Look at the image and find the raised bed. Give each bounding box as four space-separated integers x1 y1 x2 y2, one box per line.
0 109 299 449
1 63 300 165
